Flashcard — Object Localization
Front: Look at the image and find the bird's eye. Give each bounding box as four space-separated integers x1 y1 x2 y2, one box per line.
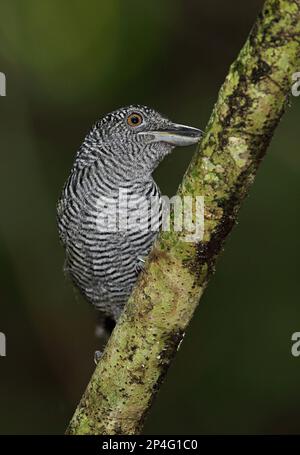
127 113 143 127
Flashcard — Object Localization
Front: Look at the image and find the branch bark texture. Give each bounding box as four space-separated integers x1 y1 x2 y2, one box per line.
67 0 300 435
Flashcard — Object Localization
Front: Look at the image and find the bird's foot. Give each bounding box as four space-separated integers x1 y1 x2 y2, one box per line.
94 350 103 365
136 256 147 274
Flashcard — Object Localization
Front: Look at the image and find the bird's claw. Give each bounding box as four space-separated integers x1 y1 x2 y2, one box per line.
136 256 147 274
94 350 103 365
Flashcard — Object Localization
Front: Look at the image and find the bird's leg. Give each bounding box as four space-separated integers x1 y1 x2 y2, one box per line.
94 314 116 364
94 326 104 364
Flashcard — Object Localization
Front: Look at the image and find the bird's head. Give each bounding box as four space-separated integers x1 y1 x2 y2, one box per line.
78 105 203 179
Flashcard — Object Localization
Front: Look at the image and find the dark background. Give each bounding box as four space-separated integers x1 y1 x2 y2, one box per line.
0 0 300 434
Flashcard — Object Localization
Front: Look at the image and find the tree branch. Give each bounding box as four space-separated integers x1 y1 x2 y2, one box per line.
66 0 300 435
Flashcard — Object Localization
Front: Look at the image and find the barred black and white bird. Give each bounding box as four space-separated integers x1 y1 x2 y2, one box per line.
57 105 202 330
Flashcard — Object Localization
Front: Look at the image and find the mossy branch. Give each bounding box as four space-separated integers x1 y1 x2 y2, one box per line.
66 0 300 435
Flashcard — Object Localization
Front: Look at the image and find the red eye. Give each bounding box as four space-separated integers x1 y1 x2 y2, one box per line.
127 113 143 127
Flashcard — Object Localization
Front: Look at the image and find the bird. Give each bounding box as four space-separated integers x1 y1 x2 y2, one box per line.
57 105 202 337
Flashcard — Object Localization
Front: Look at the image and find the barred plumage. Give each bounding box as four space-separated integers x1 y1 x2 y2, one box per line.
57 105 202 323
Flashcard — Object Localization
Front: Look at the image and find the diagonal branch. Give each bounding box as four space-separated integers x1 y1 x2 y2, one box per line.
66 0 300 435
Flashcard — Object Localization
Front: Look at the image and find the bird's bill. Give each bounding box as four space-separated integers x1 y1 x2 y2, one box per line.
138 123 203 146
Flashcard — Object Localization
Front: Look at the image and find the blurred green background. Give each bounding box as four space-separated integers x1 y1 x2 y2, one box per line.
0 0 300 435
